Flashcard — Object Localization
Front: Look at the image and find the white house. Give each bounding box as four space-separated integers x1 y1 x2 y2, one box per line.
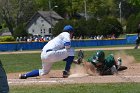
26 11 64 36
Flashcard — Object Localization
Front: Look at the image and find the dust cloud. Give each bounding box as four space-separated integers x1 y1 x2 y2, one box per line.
69 51 136 78
69 64 89 78
114 51 135 66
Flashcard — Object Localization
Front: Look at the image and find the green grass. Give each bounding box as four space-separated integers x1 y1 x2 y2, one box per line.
10 83 140 93
1 49 140 73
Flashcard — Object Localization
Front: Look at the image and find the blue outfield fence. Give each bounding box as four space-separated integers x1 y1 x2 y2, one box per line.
126 34 137 44
0 42 47 51
71 39 127 47
0 38 128 51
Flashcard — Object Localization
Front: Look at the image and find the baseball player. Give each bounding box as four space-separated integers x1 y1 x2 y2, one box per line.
0 60 9 93
19 25 75 79
134 24 140 49
134 37 140 49
80 50 122 75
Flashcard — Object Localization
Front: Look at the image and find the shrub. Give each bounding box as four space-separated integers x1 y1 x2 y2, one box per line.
53 20 74 36
126 13 140 34
0 36 15 42
13 24 28 38
126 14 136 33
96 17 123 38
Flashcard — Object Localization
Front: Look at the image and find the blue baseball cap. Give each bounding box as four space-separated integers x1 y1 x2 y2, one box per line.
63 25 74 32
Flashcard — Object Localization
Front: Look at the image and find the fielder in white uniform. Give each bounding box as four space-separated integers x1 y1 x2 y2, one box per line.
19 25 75 79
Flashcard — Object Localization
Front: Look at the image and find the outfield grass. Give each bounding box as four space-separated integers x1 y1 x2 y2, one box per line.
0 49 140 73
10 83 140 93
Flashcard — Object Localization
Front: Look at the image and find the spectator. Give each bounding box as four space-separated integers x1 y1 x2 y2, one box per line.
16 37 19 42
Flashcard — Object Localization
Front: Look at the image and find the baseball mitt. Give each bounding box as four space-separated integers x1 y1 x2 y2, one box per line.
73 50 84 64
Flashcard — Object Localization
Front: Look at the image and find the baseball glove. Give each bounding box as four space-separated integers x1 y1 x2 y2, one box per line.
73 50 84 64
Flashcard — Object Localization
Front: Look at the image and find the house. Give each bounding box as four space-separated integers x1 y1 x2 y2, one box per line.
26 11 64 37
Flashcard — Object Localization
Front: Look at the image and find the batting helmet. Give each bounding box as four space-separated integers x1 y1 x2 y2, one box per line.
92 50 105 63
63 25 74 32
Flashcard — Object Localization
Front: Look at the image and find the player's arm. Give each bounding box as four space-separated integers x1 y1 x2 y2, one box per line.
63 32 71 49
64 42 71 49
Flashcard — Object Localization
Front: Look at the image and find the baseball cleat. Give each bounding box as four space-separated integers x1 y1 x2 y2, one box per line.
63 71 70 78
19 74 27 79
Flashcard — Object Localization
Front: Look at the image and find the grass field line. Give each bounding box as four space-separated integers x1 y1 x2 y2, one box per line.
0 46 135 54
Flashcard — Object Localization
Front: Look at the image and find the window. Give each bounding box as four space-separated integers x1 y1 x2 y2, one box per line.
44 29 45 33
32 29 34 33
41 20 44 23
49 28 51 33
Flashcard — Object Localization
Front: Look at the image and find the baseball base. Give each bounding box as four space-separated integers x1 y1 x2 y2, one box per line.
68 73 89 78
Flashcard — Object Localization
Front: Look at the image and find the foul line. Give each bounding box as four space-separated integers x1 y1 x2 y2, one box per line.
8 75 140 84
8 79 74 84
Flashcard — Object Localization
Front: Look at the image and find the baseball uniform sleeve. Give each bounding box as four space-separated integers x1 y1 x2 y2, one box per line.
62 32 71 49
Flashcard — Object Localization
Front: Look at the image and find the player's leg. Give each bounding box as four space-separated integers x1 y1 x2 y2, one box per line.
19 62 53 79
43 48 75 78
115 57 122 70
111 65 118 75
63 56 74 78
63 48 75 78
19 50 58 79
19 69 39 79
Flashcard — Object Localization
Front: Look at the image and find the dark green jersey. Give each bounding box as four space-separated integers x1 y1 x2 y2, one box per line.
104 54 116 68
87 54 116 68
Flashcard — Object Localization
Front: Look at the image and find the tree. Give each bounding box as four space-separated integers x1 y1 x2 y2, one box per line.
126 14 136 33
52 20 73 36
0 0 15 35
13 23 28 38
96 17 123 38
75 19 87 38
126 13 140 34
86 18 98 37
0 0 38 36
128 0 140 5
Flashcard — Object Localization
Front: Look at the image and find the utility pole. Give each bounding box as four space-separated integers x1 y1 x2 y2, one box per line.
49 0 51 10
119 2 122 24
48 0 58 37
84 0 87 21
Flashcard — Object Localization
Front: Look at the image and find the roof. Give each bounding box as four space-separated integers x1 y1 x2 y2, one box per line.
26 11 64 29
1 32 12 36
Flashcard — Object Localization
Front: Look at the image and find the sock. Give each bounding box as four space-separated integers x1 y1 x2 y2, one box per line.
25 69 39 77
64 56 74 71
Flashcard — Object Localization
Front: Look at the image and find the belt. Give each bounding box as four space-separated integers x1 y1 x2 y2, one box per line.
46 49 53 52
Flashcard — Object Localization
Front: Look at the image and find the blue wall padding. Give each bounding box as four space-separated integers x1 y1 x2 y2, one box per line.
126 34 137 44
0 38 131 51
